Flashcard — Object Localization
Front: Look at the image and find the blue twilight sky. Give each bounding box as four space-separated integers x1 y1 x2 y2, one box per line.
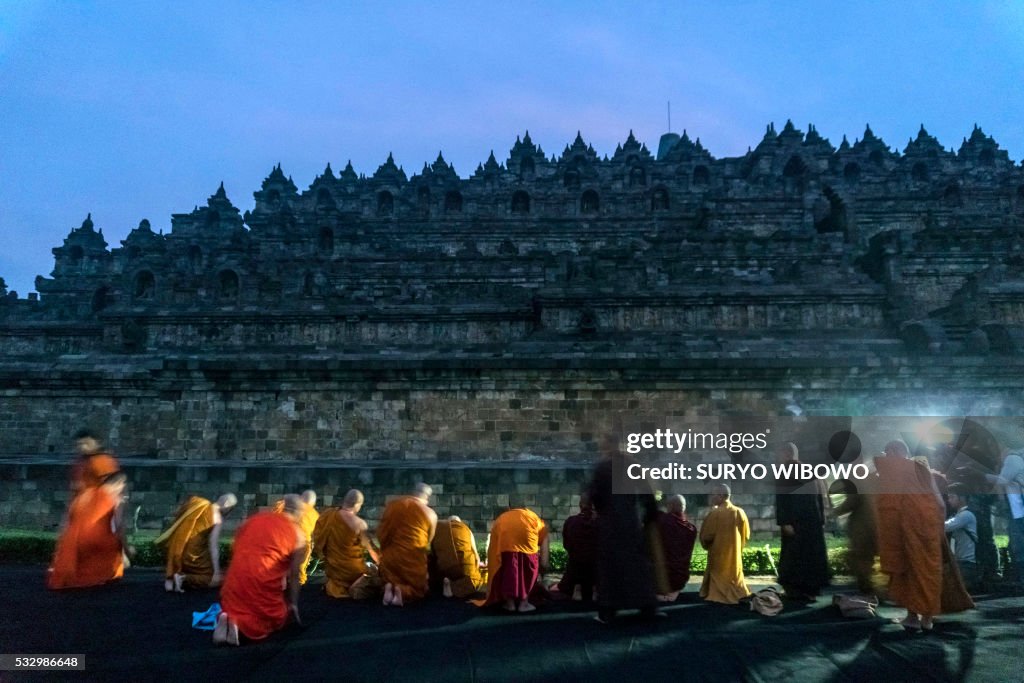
2 2 1023 296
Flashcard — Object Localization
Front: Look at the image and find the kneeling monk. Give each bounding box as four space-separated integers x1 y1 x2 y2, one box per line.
156 493 236 592
433 515 485 598
480 504 549 612
48 471 128 589
313 489 380 598
273 490 319 584
215 495 307 645
379 483 438 606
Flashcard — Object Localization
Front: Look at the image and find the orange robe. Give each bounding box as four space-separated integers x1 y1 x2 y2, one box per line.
378 497 433 602
48 486 124 589
155 496 217 587
70 453 120 494
433 519 484 598
479 508 547 606
699 500 751 604
273 499 319 584
875 456 944 615
220 512 302 641
312 508 368 598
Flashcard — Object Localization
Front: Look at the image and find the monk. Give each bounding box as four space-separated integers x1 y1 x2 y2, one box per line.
480 504 549 612
48 471 127 589
215 494 307 646
273 490 319 584
831 477 878 596
588 434 661 623
312 489 380 598
775 443 830 601
655 494 697 602
155 493 236 592
557 492 598 601
699 483 752 604
68 429 120 495
433 515 485 599
378 483 438 606
875 439 947 630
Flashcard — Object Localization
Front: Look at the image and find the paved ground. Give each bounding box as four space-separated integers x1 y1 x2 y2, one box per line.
0 566 1021 682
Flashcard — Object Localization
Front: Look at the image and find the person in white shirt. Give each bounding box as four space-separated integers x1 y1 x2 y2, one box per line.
944 488 978 591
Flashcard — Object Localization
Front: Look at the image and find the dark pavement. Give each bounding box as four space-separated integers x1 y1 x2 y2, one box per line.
0 566 1021 682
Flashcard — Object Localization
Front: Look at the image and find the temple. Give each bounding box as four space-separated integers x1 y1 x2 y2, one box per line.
2 123 1023 532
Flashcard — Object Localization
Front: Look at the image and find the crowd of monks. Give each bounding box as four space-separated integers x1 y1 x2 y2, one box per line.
47 430 1023 644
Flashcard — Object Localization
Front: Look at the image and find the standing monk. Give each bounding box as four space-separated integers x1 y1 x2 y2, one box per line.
557 492 598 601
155 493 236 592
588 434 661 623
775 443 830 601
480 504 549 612
699 483 752 604
273 490 319 585
875 439 946 630
215 495 307 646
433 515 485 599
379 483 438 607
48 471 128 589
312 489 380 598
655 494 697 602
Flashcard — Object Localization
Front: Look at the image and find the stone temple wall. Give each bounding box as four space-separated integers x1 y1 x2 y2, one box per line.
2 124 1024 534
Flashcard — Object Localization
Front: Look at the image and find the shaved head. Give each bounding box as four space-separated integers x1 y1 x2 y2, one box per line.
666 494 686 514
216 493 237 510
413 482 433 502
711 483 731 499
301 489 317 506
884 439 910 458
281 493 303 517
342 489 364 509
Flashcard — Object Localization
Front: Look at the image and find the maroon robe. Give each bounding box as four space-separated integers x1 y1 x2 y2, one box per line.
656 510 697 592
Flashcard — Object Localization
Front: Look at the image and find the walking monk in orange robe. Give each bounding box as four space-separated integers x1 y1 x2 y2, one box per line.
214 495 307 646
699 483 752 604
876 439 971 630
155 493 236 592
313 489 380 598
479 504 549 612
67 429 120 495
379 483 438 607
273 490 319 584
48 471 127 589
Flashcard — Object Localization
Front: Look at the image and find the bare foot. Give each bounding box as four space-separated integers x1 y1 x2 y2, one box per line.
213 613 228 645
164 578 174 593
572 585 583 601
503 599 517 612
517 601 537 613
383 583 394 606
443 578 453 598
173 573 184 593
226 619 240 646
392 585 404 607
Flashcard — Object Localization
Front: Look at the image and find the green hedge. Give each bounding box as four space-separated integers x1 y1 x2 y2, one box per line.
3 531 1011 579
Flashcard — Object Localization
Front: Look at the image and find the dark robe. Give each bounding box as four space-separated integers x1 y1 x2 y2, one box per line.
587 456 658 612
656 510 697 592
558 511 598 597
776 478 830 597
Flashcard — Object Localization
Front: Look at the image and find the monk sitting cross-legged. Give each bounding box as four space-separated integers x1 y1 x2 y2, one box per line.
479 503 549 612
214 495 307 646
155 493 236 592
378 483 438 607
312 489 380 598
48 471 128 590
273 490 319 585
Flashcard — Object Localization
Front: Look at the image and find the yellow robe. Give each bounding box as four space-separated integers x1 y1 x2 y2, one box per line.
433 519 485 598
312 508 368 598
273 499 319 584
154 496 217 587
699 500 752 604
378 497 433 602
